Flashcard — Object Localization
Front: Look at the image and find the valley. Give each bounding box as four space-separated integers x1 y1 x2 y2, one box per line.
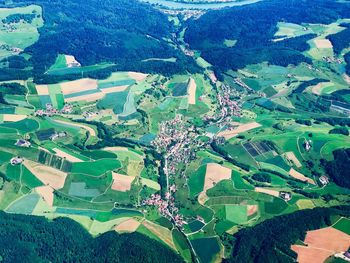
0 0 349 262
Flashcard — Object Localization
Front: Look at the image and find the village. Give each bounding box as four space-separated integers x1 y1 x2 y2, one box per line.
34 103 73 117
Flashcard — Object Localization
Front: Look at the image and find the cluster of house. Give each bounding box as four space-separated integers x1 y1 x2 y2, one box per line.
152 115 186 152
323 56 342 64
150 115 212 227
82 110 99 119
235 78 266 98
216 84 242 120
163 9 204 20
1 24 17 33
142 185 186 227
35 103 73 117
203 83 243 129
152 115 199 177
0 44 21 54
234 78 256 93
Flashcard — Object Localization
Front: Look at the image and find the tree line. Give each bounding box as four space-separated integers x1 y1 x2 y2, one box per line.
0 212 183 263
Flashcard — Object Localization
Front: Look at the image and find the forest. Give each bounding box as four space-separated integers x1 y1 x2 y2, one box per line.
321 148 350 189
345 52 350 75
185 0 350 73
225 206 350 263
0 212 183 263
327 23 350 54
1 0 199 80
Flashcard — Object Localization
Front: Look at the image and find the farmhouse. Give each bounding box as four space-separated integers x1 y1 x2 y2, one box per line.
304 139 312 151
319 176 329 186
10 156 24 165
15 139 31 147
50 131 67 141
279 191 292 201
335 250 350 262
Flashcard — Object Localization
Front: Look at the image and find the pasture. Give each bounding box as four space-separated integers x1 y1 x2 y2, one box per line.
190 237 221 263
333 217 350 235
6 193 40 214
0 5 43 58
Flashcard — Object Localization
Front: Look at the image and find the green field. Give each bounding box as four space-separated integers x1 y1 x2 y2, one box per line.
333 217 350 235
190 237 221 263
70 159 121 176
0 5 43 58
6 193 40 214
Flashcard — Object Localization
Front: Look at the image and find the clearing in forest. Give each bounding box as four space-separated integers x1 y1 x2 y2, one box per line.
142 220 176 250
247 205 258 216
50 119 97 137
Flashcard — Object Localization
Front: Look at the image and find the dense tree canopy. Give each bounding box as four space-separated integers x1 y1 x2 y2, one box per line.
322 148 350 189
345 52 350 75
0 212 183 263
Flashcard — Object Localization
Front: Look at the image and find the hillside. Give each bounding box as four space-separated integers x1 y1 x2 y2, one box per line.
0 0 349 262
185 0 350 73
0 212 183 263
1 0 199 79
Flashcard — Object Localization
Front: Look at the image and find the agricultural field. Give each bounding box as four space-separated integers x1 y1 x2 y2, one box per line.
0 5 43 59
291 221 350 263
